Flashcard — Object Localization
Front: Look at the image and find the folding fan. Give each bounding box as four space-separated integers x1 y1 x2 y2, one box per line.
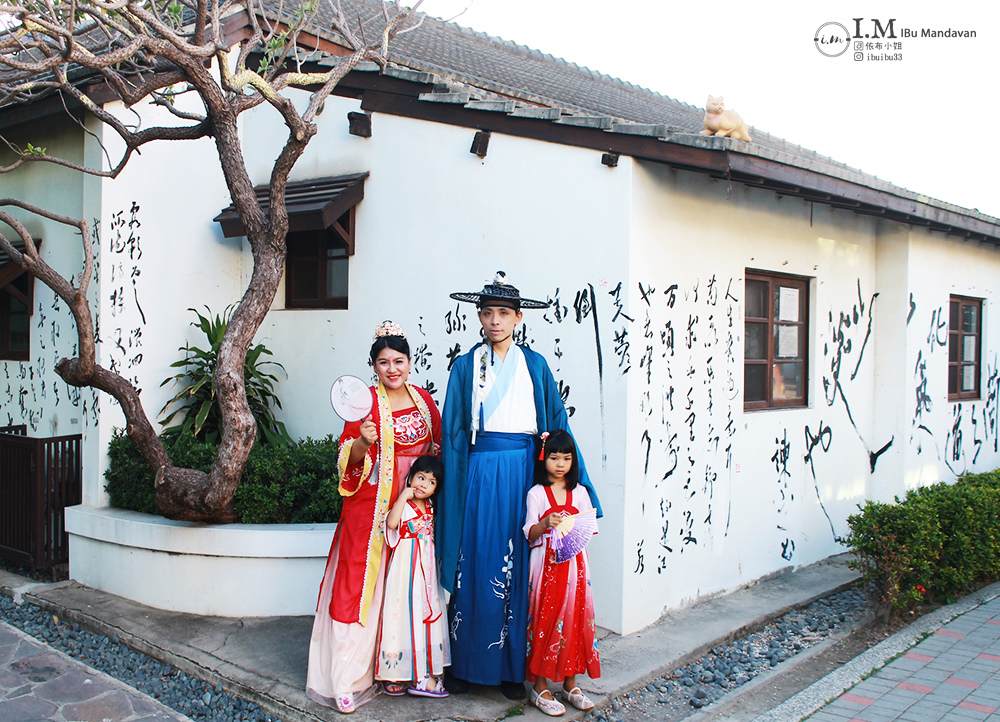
550 508 597 564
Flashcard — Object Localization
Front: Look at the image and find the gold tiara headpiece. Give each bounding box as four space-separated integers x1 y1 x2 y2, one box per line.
373 320 405 340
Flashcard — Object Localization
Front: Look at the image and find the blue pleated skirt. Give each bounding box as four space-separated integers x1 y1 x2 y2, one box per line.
448 432 534 684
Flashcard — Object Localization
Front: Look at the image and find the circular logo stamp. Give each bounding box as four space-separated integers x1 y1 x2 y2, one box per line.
814 21 851 57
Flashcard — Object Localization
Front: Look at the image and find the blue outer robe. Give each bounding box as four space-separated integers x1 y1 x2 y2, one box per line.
437 342 602 594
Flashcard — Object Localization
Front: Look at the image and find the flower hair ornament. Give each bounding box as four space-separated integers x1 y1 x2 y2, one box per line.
538 431 550 461
373 320 405 340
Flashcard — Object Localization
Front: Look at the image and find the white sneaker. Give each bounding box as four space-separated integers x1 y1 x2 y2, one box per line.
529 687 566 716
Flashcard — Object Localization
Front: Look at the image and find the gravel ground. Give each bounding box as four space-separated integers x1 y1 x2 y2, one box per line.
583 586 868 722
0 592 284 722
1 569 866 722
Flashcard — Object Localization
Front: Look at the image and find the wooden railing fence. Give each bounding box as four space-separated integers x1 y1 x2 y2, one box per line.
0 427 82 570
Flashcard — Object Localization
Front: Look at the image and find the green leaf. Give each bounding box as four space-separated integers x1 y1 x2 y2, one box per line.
193 399 213 434
156 306 291 447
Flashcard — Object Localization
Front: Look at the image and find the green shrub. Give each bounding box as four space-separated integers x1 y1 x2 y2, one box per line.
235 436 342 523
845 494 942 622
917 480 1000 594
159 307 293 447
105 430 159 515
846 468 1000 622
104 429 341 523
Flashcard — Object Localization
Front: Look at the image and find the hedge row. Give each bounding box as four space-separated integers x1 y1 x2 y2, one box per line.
104 429 342 523
845 469 1000 621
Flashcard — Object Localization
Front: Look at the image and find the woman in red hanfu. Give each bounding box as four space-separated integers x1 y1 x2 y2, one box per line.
523 429 600 717
307 321 441 714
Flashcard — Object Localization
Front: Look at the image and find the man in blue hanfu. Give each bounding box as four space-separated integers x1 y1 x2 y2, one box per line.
437 271 602 700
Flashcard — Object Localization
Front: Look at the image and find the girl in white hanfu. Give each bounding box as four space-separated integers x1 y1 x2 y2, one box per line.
376 455 451 698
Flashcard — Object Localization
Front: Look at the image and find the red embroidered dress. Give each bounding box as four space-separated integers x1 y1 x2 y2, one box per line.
306 383 440 708
523 485 601 684
330 391 439 625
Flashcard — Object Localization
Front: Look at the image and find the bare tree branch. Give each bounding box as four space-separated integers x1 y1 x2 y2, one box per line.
150 89 209 122
0 0 423 521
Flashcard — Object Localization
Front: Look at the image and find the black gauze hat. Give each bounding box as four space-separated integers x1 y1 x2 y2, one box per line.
450 271 549 310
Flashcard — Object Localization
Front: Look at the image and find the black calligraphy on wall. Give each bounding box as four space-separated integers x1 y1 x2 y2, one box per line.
821 280 893 472
104 203 146 399
909 297 999 476
629 275 738 576
1 219 102 433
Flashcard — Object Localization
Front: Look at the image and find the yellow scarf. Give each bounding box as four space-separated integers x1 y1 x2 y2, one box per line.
354 381 434 625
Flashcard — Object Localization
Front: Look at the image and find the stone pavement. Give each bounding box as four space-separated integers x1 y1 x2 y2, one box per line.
10 563 1000 722
1 554 859 722
756 581 1000 722
0 618 192 722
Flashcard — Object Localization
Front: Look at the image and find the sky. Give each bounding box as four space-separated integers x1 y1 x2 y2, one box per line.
425 0 998 218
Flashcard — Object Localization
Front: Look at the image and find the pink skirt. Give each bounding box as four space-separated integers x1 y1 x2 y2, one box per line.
305 533 386 709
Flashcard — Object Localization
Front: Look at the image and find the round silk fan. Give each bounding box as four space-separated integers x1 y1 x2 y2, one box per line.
330 375 373 422
550 508 597 563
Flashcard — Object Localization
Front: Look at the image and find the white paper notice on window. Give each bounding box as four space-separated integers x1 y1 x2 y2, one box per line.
777 325 799 358
963 336 976 362
778 287 799 322
963 365 976 392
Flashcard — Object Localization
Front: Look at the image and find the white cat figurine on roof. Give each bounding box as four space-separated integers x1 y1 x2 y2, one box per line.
701 95 751 143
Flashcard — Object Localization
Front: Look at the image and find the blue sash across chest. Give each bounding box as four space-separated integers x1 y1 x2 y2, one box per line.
481 345 520 425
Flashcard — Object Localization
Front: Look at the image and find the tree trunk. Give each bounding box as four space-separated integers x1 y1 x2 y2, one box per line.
0 0 413 524
150 105 311 523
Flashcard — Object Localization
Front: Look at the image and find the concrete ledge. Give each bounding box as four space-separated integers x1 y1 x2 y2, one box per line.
65 505 335 617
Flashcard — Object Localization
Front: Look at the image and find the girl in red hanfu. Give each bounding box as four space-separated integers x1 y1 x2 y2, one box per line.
307 321 441 715
377 455 451 698
523 429 600 717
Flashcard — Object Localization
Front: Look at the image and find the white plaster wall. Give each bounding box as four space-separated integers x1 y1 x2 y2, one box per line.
0 97 241 507
12 84 1000 635
869 221 912 500
901 229 1000 486
239 93 633 630
2 92 635 628
0 114 104 494
622 161 880 633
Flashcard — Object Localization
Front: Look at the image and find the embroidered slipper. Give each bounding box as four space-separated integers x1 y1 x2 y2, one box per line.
562 686 594 711
529 687 566 717
407 676 449 698
335 694 355 714
381 681 406 696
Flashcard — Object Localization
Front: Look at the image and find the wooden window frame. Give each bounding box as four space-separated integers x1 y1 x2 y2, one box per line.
0 241 36 361
215 174 366 312
949 295 982 401
744 270 810 411
284 207 353 310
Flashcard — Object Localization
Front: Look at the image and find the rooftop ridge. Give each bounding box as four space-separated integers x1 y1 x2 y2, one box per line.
4 0 995 228
747 127 879 181
417 9 698 111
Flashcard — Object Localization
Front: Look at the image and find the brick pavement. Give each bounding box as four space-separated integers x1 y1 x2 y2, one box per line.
806 596 1000 722
0 620 192 722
